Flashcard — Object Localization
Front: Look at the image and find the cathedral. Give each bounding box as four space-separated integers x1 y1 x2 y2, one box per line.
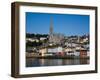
49 18 65 45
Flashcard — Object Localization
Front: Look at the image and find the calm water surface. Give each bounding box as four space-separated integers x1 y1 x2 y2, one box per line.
26 58 89 67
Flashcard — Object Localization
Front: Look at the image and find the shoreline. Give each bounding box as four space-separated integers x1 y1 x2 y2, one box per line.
26 56 89 59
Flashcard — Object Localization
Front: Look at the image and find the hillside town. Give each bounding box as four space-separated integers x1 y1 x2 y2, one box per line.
26 19 89 59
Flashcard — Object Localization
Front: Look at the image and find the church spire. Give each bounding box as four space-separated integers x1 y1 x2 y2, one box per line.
49 17 54 43
50 17 53 35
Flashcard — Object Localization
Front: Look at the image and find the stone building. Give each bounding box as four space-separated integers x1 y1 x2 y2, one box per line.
49 18 65 44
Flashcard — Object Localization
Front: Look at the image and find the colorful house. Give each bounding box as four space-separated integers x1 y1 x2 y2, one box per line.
79 48 87 58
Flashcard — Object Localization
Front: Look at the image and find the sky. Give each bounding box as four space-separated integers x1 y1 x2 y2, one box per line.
26 12 89 36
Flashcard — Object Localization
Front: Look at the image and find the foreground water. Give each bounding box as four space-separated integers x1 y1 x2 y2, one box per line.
26 58 89 67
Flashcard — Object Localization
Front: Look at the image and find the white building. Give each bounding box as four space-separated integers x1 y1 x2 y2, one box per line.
39 45 63 56
48 46 63 53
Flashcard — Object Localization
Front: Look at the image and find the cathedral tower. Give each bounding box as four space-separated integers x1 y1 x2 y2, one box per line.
50 17 53 35
49 18 54 43
49 17 64 44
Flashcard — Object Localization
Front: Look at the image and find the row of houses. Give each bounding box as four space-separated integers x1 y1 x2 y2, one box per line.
26 35 89 58
39 44 89 58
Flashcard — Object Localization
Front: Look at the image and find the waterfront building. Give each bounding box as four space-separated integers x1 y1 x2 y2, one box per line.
39 47 47 56
39 45 63 56
48 46 63 53
79 48 87 58
80 50 87 58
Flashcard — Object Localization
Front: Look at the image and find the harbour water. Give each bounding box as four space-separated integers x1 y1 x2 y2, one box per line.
26 58 89 67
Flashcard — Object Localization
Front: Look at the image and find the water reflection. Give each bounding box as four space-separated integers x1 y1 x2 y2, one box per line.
26 58 89 67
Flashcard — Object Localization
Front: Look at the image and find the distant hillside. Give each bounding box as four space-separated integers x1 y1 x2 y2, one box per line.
26 33 48 38
26 33 49 48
